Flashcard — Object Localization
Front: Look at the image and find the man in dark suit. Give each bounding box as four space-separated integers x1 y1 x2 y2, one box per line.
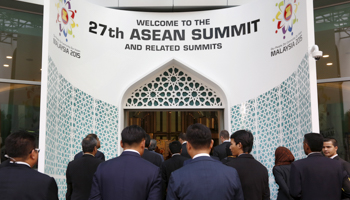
142 134 163 167
74 133 105 161
0 131 58 200
89 125 162 200
323 138 350 174
179 132 191 158
290 133 346 200
66 136 104 200
149 139 164 161
213 130 231 160
167 123 244 200
161 141 189 191
226 130 270 200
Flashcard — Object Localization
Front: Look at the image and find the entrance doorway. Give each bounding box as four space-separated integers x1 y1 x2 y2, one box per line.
125 110 224 159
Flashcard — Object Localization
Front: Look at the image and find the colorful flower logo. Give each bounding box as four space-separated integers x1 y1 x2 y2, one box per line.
273 0 299 39
55 0 78 42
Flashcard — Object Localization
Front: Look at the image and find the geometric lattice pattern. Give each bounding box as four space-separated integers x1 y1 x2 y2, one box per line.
126 66 223 107
45 56 119 200
231 53 311 200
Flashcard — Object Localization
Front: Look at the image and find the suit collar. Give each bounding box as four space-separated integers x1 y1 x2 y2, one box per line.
190 156 216 164
7 162 31 169
307 152 323 157
237 154 254 159
121 151 141 157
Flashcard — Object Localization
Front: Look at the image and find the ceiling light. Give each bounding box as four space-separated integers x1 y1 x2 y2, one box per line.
3 64 9 67
323 55 329 58
6 56 12 59
326 63 333 66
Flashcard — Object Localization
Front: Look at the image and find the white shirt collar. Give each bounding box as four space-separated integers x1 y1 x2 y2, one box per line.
223 140 231 143
9 161 31 168
330 154 338 159
124 149 140 155
182 141 187 144
172 153 181 157
193 153 210 159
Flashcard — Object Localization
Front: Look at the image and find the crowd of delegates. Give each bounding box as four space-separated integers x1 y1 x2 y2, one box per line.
1 127 350 200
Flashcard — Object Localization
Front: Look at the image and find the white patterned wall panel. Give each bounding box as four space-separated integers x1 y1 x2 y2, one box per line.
231 53 311 200
45 57 119 200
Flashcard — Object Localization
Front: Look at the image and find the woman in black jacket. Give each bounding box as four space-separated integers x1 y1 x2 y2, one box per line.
273 146 295 200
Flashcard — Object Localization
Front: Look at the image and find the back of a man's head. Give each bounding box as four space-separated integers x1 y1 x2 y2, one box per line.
186 123 212 149
121 125 146 146
178 132 186 141
231 130 254 153
169 141 182 154
86 133 98 140
145 134 151 148
220 130 230 140
5 130 36 160
304 133 323 152
82 137 97 153
149 139 157 151
324 137 338 147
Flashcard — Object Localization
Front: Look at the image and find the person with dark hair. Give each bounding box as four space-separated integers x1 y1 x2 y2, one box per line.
273 147 294 200
74 133 105 161
161 141 189 195
290 133 347 199
142 134 163 167
0 131 58 200
89 125 162 200
323 138 350 175
221 142 235 165
149 139 164 162
225 129 270 200
178 132 191 158
167 123 244 200
213 130 231 160
66 137 103 200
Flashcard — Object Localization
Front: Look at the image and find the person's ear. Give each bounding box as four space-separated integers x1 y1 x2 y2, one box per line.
238 142 243 150
210 139 214 149
140 139 145 149
120 140 124 149
335 146 338 151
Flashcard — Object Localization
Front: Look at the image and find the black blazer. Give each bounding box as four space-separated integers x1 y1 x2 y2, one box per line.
226 154 270 200
161 154 189 189
142 149 163 167
74 150 105 161
273 165 293 200
66 154 104 200
181 142 191 158
167 156 244 200
0 163 58 200
334 155 350 175
213 141 231 160
0 159 9 169
89 151 162 200
290 153 344 200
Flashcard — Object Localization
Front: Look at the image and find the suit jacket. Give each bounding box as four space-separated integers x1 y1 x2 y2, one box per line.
142 149 163 167
0 163 58 200
66 154 104 200
290 153 344 200
226 154 270 200
74 150 105 161
150 150 164 162
334 155 350 175
181 143 191 158
89 151 162 200
161 154 189 189
0 159 9 169
273 165 293 200
167 156 244 200
213 141 231 160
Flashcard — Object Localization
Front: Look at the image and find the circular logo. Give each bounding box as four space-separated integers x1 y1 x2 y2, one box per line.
284 4 293 21
61 8 69 24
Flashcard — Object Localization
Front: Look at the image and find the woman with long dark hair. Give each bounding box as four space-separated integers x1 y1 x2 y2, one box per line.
273 146 295 200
